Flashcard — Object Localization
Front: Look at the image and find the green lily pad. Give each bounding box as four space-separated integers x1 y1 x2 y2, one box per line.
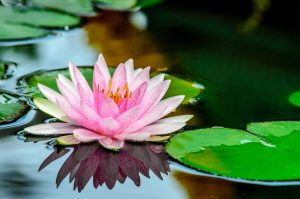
0 22 48 41
0 7 81 29
0 92 29 124
32 0 95 16
289 90 300 107
166 121 300 182
19 67 93 98
95 0 162 10
163 74 204 104
95 0 137 9
0 63 5 79
18 67 203 103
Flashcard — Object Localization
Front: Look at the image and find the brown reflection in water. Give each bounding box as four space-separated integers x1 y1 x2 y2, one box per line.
173 172 236 199
84 11 169 68
39 142 170 192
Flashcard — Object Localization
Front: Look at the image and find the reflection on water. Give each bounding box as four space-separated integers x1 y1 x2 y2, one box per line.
173 172 236 199
84 11 169 68
173 171 300 199
0 29 98 78
39 142 170 192
0 136 186 199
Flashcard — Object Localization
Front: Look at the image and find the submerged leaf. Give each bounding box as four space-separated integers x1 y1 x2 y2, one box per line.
166 121 300 183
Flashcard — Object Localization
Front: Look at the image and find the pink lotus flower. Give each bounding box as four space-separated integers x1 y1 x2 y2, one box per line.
25 54 192 150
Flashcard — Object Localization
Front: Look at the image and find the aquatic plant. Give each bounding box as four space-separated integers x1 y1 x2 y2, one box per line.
25 54 192 150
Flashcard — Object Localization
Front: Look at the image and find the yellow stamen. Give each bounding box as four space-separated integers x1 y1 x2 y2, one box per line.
113 88 121 103
101 80 133 104
123 83 130 99
106 79 112 97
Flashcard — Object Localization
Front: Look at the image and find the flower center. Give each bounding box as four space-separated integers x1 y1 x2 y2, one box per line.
98 80 132 104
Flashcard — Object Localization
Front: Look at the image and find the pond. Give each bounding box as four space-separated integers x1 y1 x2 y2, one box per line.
0 0 300 198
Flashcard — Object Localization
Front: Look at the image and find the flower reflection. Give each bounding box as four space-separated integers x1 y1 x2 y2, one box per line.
39 142 170 192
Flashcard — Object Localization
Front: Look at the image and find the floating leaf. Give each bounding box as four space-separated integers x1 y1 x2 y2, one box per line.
94 0 162 10
166 121 300 182
0 7 81 29
18 67 93 98
289 90 300 107
18 67 203 103
0 91 29 123
0 22 48 41
0 63 5 79
163 74 204 104
95 0 137 9
31 0 95 16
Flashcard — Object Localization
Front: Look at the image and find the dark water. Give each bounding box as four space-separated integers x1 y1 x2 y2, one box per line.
0 2 300 199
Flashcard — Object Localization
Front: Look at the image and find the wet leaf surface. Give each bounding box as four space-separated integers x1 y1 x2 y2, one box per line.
32 0 95 16
94 0 161 10
166 121 300 183
0 91 29 124
0 6 81 41
0 22 48 41
0 7 81 28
